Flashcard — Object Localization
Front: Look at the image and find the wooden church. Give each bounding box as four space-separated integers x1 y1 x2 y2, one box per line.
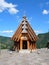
11 16 38 51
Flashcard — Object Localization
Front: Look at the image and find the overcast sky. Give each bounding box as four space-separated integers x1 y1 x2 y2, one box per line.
0 0 49 37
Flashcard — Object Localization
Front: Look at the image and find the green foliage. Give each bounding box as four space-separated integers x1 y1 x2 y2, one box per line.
36 32 49 48
0 36 14 49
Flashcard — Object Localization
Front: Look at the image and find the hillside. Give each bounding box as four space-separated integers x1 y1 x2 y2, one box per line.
36 32 49 48
0 32 49 49
0 36 13 49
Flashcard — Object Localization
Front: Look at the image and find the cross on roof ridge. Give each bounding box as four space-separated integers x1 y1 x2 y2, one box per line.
23 16 26 19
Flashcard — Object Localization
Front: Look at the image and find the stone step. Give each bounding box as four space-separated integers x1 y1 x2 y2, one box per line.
19 49 30 53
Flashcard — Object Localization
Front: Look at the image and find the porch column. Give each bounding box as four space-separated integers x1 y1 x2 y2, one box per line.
30 43 32 50
32 43 34 49
20 40 22 50
34 43 36 49
32 43 36 49
27 41 30 49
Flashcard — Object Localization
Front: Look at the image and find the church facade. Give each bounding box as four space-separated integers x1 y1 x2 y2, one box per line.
11 16 38 51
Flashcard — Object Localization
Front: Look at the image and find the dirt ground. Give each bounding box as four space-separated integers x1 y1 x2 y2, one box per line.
0 48 49 65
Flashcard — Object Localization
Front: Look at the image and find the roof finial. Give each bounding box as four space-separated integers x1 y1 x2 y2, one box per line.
23 11 26 19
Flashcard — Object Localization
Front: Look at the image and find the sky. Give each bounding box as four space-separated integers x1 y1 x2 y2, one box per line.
0 0 49 37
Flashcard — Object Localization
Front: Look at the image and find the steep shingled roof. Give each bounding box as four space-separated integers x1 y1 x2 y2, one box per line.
11 16 38 42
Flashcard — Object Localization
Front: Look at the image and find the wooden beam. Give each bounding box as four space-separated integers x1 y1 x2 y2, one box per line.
20 40 22 50
27 22 37 41
27 41 30 49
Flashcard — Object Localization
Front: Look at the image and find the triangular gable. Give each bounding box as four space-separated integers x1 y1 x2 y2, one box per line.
12 16 38 42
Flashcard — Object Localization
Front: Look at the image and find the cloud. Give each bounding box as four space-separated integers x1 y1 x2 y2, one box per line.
46 2 49 5
0 0 19 14
16 16 21 23
8 8 19 14
0 30 13 33
35 30 43 34
28 17 32 22
48 21 49 23
42 10 49 14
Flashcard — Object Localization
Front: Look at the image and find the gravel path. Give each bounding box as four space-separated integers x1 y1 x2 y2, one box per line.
0 49 49 65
